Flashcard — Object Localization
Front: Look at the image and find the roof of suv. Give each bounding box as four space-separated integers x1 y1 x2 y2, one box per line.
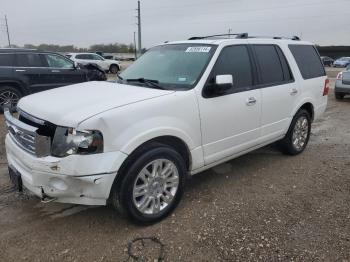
0 48 38 53
167 38 313 46
0 48 64 55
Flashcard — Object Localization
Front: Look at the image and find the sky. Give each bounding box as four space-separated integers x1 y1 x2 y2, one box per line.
0 0 349 48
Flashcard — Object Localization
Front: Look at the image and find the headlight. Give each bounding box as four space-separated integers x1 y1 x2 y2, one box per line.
51 127 103 157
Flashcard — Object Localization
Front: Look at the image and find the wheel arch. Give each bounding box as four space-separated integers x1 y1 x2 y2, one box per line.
292 100 315 122
109 63 120 71
108 135 192 203
0 81 26 95
298 102 314 121
120 135 192 173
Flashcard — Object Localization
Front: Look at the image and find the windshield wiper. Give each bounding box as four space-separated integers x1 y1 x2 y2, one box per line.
126 78 166 90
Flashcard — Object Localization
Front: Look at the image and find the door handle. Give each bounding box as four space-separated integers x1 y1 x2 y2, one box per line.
15 69 26 72
290 88 298 96
51 70 60 73
246 97 257 106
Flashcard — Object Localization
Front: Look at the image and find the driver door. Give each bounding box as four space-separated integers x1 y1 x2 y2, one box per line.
197 45 262 165
41 53 87 89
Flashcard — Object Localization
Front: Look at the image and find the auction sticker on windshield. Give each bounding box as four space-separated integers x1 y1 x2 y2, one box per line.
185 46 212 53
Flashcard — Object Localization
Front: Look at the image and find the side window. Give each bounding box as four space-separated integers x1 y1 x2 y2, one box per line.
0 54 15 66
289 45 326 79
253 45 285 85
209 45 253 91
44 54 74 69
90 54 104 61
16 54 43 67
75 54 88 59
276 47 293 82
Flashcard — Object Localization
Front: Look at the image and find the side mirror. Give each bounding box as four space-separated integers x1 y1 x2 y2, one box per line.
214 74 233 93
73 61 79 69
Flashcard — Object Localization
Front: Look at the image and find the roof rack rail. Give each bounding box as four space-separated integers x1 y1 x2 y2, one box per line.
188 33 248 40
249 35 300 41
188 33 300 41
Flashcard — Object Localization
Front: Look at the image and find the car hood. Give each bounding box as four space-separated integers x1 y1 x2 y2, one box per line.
18 81 175 127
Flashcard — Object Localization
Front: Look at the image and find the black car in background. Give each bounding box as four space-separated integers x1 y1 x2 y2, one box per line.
320 56 334 67
0 48 106 110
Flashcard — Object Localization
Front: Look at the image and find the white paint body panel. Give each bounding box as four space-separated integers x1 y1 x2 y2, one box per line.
68 53 120 71
5 38 327 205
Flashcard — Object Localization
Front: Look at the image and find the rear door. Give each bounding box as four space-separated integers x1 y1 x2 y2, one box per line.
41 53 87 88
73 54 91 66
251 44 298 141
86 54 108 70
13 53 48 93
0 53 15 84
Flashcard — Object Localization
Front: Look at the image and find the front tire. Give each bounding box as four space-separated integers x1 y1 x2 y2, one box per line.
278 109 311 155
111 143 186 224
109 64 119 74
0 86 22 112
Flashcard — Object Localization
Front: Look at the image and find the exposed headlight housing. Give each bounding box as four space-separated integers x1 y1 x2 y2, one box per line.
51 127 103 157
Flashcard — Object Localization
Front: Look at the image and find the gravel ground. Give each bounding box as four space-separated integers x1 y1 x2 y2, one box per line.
0 69 349 261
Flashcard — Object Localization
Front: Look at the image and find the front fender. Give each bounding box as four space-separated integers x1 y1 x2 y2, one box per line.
77 90 202 166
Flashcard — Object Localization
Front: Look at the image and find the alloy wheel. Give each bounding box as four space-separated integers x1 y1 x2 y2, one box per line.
133 159 179 215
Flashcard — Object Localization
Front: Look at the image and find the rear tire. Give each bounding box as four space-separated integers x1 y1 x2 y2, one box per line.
278 109 311 155
0 86 22 112
110 143 186 224
335 93 344 100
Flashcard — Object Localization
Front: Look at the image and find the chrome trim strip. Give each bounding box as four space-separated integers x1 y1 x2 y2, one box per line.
4 108 37 134
4 108 51 157
18 108 46 125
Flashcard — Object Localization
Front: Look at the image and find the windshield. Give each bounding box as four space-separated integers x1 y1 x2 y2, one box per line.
339 57 350 61
119 44 217 90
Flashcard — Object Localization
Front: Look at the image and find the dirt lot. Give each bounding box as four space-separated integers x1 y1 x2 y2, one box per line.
0 69 349 261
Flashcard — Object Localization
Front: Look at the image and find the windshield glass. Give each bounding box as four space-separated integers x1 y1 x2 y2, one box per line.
119 44 217 90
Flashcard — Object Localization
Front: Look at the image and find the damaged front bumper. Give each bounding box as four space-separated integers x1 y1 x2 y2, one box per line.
5 134 127 205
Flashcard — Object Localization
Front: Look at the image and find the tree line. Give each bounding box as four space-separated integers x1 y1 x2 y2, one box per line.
6 43 136 53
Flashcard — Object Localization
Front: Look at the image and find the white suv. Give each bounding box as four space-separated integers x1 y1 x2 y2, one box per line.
5 34 328 224
67 53 121 74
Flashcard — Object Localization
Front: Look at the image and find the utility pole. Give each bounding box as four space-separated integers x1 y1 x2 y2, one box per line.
136 0 142 57
228 28 232 38
5 15 11 47
133 31 137 60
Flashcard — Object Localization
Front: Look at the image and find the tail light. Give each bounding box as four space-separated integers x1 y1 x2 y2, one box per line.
336 72 343 80
323 78 330 96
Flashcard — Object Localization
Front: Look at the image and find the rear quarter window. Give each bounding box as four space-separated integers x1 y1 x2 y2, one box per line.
0 54 15 66
288 45 325 79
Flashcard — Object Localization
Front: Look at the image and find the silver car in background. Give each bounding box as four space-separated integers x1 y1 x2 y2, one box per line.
333 57 350 68
335 65 350 99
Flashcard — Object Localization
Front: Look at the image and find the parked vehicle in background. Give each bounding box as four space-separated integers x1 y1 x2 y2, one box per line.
320 56 334 67
4 34 328 224
68 53 121 74
0 48 105 110
333 57 350 68
335 65 350 99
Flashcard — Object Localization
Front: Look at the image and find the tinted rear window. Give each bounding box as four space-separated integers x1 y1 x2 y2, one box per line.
0 54 15 66
289 45 325 79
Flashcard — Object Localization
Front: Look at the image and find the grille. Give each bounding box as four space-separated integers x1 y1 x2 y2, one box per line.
5 109 53 157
